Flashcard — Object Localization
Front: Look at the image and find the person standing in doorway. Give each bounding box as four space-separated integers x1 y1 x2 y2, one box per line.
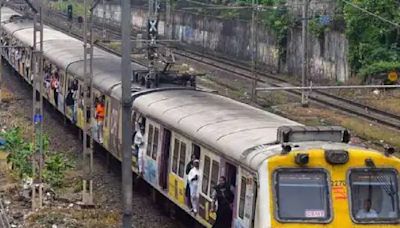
211 176 234 228
134 125 145 176
188 159 200 216
185 153 196 209
95 97 105 143
51 72 60 107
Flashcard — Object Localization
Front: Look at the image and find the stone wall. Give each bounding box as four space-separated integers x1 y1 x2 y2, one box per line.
94 2 349 81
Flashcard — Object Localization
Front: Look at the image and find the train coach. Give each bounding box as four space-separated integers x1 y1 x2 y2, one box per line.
1 7 400 228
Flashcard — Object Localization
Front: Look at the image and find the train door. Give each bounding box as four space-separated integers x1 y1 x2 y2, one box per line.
199 150 220 225
57 69 66 113
159 128 171 190
225 162 238 225
168 133 189 206
143 120 160 185
76 82 84 129
64 76 74 120
235 168 257 228
109 101 121 158
102 96 111 149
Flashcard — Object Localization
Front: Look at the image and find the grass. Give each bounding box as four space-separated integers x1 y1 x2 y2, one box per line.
1 88 14 103
26 208 120 227
49 0 87 18
277 104 400 149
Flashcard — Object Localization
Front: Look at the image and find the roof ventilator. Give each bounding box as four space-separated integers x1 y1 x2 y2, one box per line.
277 126 350 144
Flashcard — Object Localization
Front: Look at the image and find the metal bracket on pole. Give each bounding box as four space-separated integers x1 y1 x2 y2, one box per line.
30 0 44 210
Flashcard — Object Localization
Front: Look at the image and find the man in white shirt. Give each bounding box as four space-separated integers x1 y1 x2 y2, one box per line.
134 125 145 175
356 199 378 219
188 160 200 216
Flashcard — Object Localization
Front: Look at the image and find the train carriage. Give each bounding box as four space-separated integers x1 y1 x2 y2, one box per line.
1 7 400 228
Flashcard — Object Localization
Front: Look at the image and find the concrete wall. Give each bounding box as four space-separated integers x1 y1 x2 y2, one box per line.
94 2 349 81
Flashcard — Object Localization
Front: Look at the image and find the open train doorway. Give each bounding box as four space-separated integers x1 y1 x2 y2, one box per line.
225 162 237 192
159 128 171 190
225 161 238 224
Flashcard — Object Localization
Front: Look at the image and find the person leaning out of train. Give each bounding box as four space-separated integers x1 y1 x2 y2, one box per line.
51 72 60 107
134 125 145 176
188 159 200 216
95 97 105 144
65 87 75 120
211 176 234 228
65 82 78 124
185 154 197 209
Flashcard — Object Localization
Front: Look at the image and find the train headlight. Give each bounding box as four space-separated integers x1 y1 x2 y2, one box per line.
325 150 349 165
295 153 309 166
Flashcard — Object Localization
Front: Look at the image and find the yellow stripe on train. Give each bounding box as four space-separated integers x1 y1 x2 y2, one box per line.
268 148 400 227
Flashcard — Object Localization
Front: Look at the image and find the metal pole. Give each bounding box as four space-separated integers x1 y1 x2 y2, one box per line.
82 0 94 206
121 0 133 227
250 0 258 101
166 0 171 40
301 0 309 106
0 1 2 105
102 0 106 39
31 0 44 210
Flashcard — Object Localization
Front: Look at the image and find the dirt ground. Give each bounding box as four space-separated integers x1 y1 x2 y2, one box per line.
0 63 181 228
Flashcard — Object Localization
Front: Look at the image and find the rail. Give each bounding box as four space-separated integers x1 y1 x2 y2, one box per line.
0 196 10 228
7 3 400 131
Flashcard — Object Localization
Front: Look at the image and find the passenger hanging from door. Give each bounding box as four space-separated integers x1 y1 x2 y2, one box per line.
185 153 196 209
51 71 60 107
95 95 105 144
134 124 145 176
66 80 78 123
211 176 234 228
188 159 200 216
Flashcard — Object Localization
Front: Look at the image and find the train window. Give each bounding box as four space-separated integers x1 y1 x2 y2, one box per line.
172 139 179 174
238 176 247 219
349 168 399 223
151 127 159 160
210 161 220 194
274 169 331 223
146 124 154 156
178 142 187 178
202 156 211 195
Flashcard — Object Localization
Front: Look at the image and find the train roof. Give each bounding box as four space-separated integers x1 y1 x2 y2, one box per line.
133 89 301 171
0 7 148 99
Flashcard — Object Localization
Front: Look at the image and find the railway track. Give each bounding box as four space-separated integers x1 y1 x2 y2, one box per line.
8 4 400 131
89 14 400 130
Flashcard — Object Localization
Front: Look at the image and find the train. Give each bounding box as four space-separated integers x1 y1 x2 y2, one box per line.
1 6 400 228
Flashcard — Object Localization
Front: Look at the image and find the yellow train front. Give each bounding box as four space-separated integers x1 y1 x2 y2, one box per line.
256 128 400 228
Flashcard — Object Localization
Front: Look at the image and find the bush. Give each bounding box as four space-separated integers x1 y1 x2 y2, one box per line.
0 128 72 187
43 153 73 188
359 61 400 77
0 128 33 178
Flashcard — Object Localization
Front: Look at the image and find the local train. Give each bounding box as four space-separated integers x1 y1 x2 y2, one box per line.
1 7 399 228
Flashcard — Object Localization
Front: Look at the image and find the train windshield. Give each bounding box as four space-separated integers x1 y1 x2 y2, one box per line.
274 169 331 222
350 169 400 223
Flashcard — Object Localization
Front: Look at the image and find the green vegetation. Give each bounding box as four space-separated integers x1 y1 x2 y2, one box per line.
259 0 292 62
49 0 87 17
0 128 73 187
343 0 400 78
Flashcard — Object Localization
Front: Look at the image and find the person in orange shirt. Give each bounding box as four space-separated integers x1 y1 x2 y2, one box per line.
95 97 105 143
